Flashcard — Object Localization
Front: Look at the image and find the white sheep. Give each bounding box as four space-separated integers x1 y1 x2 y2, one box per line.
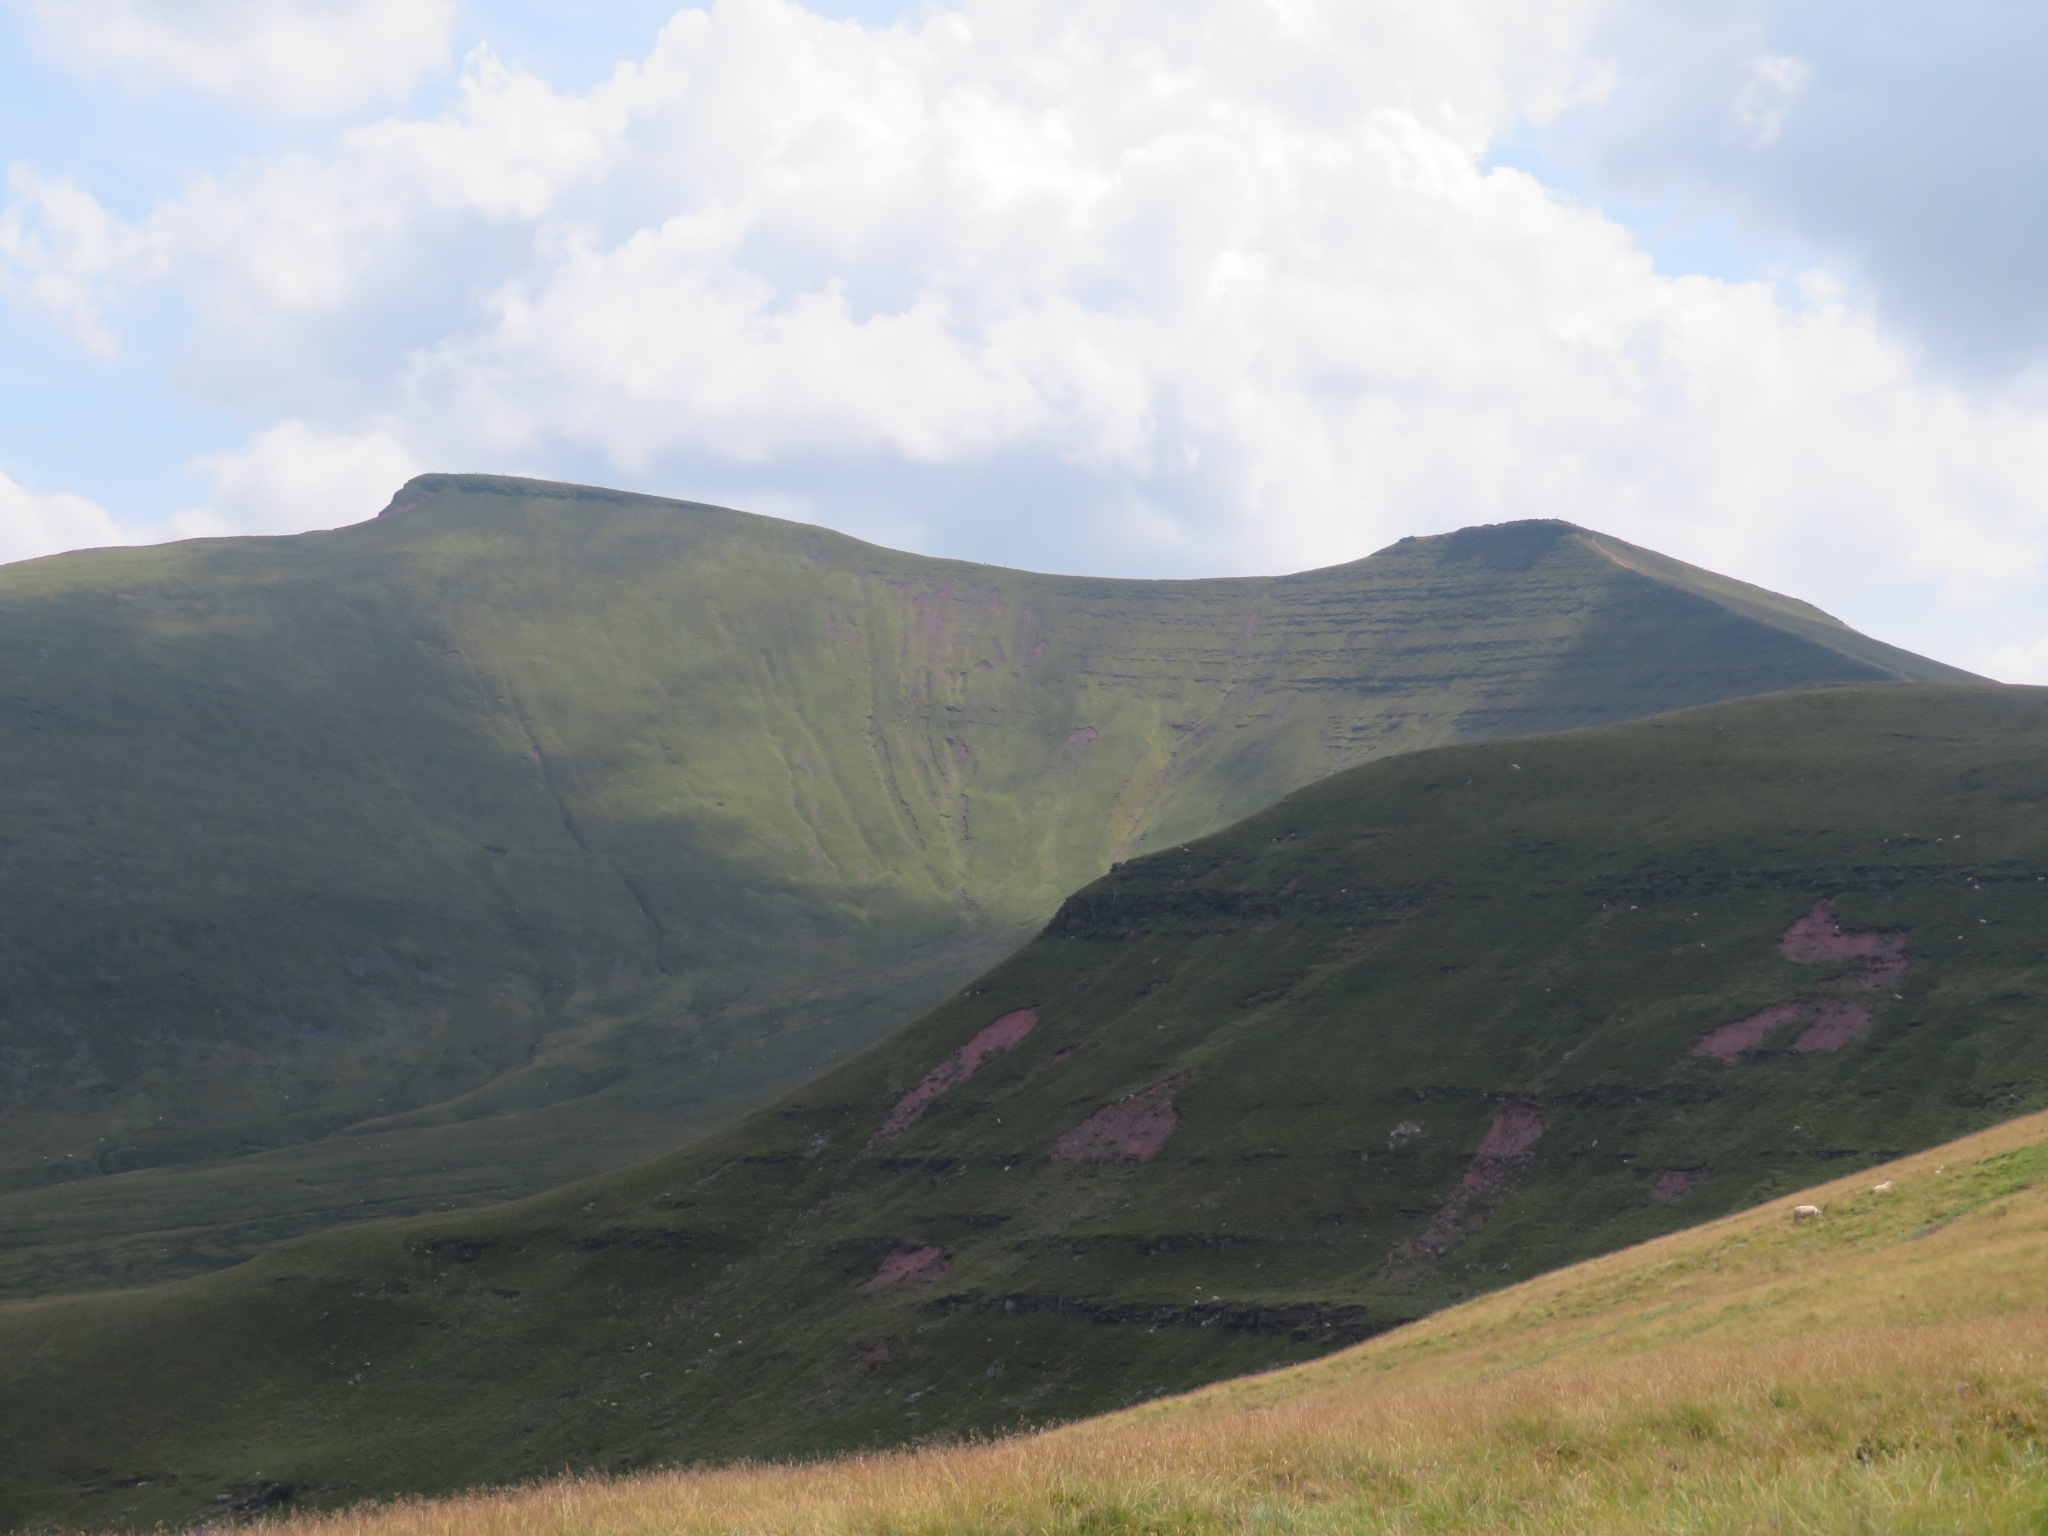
1791 1203 1822 1223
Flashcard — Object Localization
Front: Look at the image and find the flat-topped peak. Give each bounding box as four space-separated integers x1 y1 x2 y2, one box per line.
1374 517 1588 571
365 476 1973 687
1393 517 1584 541
375 472 719 519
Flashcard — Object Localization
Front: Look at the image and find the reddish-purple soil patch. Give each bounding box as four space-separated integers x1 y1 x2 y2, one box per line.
1397 1100 1545 1261
861 1246 951 1293
1067 726 1098 745
1692 1001 1810 1061
1338 927 1401 962
1652 1167 1710 1201
1780 898 1909 978
1464 1100 1544 1167
1791 1001 1874 1052
855 1338 896 1368
1692 898 1909 1065
870 1007 1040 1146
1051 1071 1192 1164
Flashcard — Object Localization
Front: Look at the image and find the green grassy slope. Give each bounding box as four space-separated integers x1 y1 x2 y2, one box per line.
4 681 2040 1532
216 1109 2048 1536
0 478 1959 1298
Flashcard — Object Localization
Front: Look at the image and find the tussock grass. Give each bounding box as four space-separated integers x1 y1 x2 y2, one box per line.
241 1112 2048 1536
253 1326 2048 1535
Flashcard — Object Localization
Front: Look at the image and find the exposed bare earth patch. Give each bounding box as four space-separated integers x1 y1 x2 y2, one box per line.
1651 1166 1711 1201
1692 1002 1810 1062
1051 1071 1193 1164
1393 1100 1544 1262
1692 899 1906 1061
861 1246 951 1293
1792 1001 1875 1052
870 1008 1039 1146
1779 897 1909 978
1337 925 1404 962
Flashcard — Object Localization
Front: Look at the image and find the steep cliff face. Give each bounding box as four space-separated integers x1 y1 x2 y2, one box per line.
5 682 2041 1534
0 475 1971 1295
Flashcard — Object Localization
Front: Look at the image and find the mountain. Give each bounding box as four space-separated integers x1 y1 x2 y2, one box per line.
5 680 2041 1532
0 475 1967 1298
119 1108 2048 1536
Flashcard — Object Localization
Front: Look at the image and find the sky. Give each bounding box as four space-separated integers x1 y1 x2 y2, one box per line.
1 0 2045 680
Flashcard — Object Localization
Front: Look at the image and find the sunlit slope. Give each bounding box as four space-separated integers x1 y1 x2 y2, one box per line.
0 477 1959 1296
239 1111 2048 1536
3 682 2040 1531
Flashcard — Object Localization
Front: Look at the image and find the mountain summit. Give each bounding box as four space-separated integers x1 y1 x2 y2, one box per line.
0 475 1974 1296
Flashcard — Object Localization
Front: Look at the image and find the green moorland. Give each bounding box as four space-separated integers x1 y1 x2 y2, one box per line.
0 476 1956 1298
5 681 2044 1532
237 1106 2048 1536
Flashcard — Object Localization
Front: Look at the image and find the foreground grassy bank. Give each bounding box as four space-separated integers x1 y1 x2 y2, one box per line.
250 1109 2048 1536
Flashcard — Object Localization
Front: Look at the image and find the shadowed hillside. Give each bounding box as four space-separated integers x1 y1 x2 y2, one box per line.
4 682 2041 1532
0 476 1964 1297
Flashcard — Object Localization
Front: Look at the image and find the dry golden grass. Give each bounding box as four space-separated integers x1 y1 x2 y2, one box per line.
243 1112 2048 1536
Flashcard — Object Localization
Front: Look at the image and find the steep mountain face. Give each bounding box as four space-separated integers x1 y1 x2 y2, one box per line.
0 475 1972 1297
4 682 2041 1533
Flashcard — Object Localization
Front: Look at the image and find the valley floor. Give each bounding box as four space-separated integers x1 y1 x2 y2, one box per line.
212 1109 2048 1536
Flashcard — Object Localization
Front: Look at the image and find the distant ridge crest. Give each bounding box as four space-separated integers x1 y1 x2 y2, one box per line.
376 472 719 519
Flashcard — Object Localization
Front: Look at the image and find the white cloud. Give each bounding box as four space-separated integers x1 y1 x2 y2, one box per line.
1556 1 2048 374
0 166 147 353
14 0 456 117
178 422 424 537
1729 53 1809 147
1981 639 2048 686
0 469 129 563
0 0 2046 676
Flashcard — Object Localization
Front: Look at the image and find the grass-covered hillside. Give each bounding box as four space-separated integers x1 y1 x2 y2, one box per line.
239 1107 2048 1536
5 681 2041 1532
0 476 1955 1298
